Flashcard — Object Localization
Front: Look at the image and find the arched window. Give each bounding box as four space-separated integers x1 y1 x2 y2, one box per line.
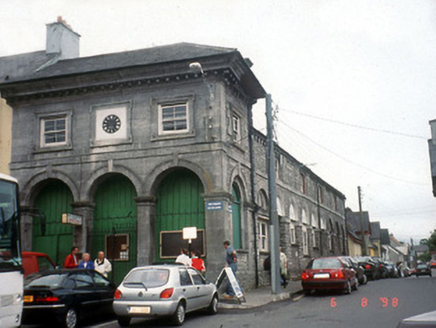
232 183 242 249
302 208 308 225
289 203 297 221
257 190 268 212
277 197 285 217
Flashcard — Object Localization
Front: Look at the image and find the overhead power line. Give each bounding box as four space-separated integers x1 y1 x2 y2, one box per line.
281 109 427 140
277 120 429 186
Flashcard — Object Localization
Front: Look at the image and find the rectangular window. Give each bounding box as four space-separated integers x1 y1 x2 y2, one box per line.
290 228 296 244
312 231 317 248
232 114 240 142
300 174 306 194
159 103 188 134
318 186 324 204
303 231 309 255
40 116 66 147
258 220 269 252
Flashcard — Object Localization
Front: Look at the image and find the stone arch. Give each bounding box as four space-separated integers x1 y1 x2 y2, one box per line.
257 189 268 212
146 159 212 195
229 166 249 203
23 169 79 206
289 202 297 221
276 196 285 217
83 164 142 201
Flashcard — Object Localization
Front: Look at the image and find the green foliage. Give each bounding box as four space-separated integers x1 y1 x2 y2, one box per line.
418 252 431 263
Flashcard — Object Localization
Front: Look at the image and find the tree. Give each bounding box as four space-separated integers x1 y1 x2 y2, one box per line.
418 252 431 263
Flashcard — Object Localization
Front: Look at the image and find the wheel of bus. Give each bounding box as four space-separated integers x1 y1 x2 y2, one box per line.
63 308 78 328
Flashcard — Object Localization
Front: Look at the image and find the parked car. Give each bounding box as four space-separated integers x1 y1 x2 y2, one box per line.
301 257 358 295
22 251 56 277
384 261 399 278
414 263 431 277
340 256 367 285
429 260 436 269
113 264 218 326
372 257 389 279
355 256 380 280
22 269 116 328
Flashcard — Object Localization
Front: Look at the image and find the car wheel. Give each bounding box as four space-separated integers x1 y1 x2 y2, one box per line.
303 290 311 296
207 294 219 315
172 302 186 326
117 317 131 327
64 308 78 328
362 274 368 285
344 281 352 295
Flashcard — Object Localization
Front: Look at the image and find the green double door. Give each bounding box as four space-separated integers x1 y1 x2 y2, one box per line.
155 169 205 262
93 175 137 285
33 180 74 266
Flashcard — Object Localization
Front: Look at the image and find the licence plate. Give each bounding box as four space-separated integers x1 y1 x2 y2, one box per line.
23 295 33 303
129 306 151 314
314 273 330 279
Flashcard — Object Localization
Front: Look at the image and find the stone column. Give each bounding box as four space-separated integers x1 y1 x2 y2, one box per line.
203 192 232 283
19 206 34 251
135 196 156 267
71 202 95 254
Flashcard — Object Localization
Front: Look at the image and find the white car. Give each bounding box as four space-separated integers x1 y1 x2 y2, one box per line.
113 264 218 326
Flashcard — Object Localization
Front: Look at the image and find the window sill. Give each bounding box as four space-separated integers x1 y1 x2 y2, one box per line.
151 131 196 142
34 144 73 153
90 138 133 148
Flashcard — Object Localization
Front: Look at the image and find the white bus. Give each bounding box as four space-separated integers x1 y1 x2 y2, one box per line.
0 173 23 327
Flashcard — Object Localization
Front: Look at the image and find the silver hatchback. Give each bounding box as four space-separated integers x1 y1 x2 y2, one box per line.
113 264 218 326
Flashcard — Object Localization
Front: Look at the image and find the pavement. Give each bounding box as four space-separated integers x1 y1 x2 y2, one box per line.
218 280 303 309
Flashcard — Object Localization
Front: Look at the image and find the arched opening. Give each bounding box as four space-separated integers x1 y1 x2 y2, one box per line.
92 174 138 284
155 168 205 262
232 183 242 249
32 179 74 265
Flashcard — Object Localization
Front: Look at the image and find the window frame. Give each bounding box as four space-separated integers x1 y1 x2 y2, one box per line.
257 217 269 252
232 114 241 143
300 174 306 194
158 102 189 135
36 110 73 151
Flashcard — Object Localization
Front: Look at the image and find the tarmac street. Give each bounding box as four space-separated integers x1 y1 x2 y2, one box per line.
23 276 436 328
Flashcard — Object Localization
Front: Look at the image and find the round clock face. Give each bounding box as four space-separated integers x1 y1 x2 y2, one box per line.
102 114 121 134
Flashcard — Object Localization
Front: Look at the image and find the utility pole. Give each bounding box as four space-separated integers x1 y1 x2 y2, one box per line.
358 186 367 256
266 94 281 295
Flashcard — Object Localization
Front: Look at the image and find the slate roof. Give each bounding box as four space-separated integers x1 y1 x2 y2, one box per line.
370 221 381 240
345 208 371 234
0 42 237 84
380 228 390 245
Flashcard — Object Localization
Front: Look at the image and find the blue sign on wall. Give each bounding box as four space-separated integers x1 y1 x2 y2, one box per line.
206 201 223 211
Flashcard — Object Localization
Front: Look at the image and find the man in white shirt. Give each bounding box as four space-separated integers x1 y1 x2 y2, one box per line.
175 248 191 266
94 251 112 278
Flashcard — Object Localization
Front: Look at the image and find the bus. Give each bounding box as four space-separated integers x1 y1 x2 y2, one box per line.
0 173 23 327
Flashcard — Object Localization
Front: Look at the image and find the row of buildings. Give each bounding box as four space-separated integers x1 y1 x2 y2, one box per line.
0 18 402 287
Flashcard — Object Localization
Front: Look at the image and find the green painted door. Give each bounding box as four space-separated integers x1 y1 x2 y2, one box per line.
231 184 242 249
93 175 137 285
33 180 74 266
155 169 205 262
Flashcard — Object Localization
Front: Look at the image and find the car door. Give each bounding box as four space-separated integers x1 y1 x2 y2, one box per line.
70 271 99 315
90 271 115 315
178 268 199 311
187 268 210 308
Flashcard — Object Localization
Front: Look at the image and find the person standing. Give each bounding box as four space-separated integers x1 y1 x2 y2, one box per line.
191 250 206 273
175 248 191 266
280 247 288 288
78 253 95 270
94 251 112 277
223 240 239 298
64 246 79 269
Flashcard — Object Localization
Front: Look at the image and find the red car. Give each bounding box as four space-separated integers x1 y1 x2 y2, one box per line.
301 257 358 295
22 252 56 277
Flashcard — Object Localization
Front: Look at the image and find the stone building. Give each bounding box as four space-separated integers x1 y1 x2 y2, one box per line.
0 19 347 287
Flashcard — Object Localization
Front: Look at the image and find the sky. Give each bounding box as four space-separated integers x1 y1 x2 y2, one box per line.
1 0 435 243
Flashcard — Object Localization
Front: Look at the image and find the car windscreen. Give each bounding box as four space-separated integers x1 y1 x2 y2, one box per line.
25 273 67 288
417 264 428 269
355 257 372 263
124 268 169 288
308 258 342 269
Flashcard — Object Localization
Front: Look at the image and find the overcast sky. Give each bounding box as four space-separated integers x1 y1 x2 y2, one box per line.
1 0 435 243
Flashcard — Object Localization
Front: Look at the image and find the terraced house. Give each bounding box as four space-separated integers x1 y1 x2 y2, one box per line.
0 18 347 287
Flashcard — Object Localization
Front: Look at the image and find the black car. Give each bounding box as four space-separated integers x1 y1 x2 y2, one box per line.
372 257 389 279
355 256 380 280
22 269 116 328
414 263 431 277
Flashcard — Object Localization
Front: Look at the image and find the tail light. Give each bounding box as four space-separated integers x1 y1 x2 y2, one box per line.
35 296 59 302
114 289 122 300
160 288 174 299
332 270 344 279
301 271 308 280
379 264 383 268
365 264 371 269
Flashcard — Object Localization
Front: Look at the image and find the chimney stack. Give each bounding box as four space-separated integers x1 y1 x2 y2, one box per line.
46 16 80 60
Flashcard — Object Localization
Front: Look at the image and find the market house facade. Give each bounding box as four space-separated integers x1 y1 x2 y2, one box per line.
0 19 347 287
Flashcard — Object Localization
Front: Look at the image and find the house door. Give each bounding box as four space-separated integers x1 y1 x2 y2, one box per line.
33 180 74 266
155 169 205 262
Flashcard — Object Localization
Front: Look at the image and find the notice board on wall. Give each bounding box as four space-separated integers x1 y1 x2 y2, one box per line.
160 230 205 258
